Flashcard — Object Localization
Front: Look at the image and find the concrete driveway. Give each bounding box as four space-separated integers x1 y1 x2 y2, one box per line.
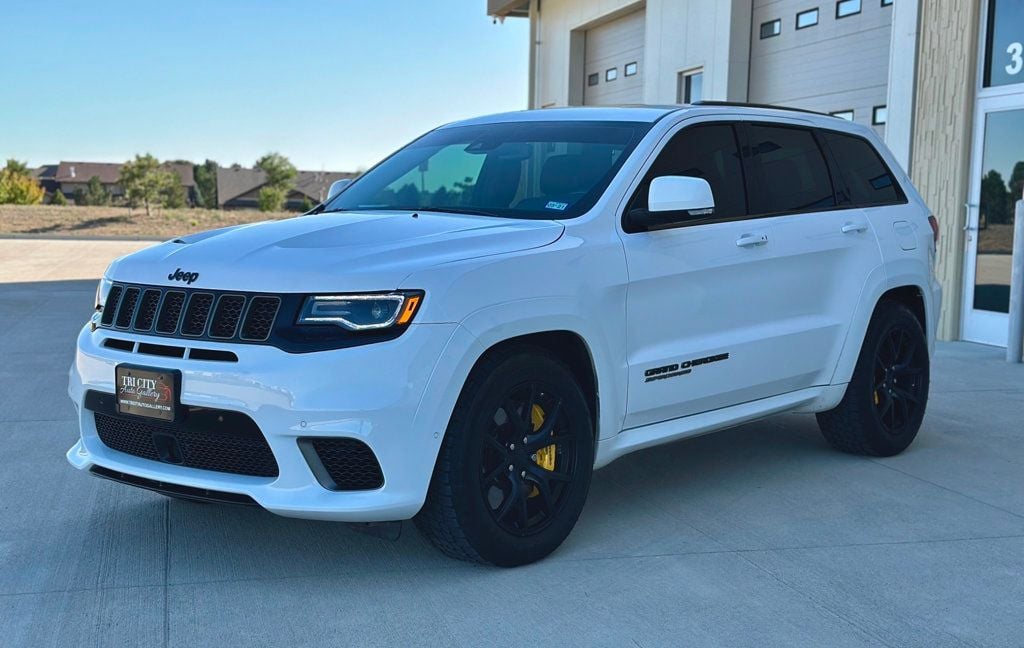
2 238 1023 647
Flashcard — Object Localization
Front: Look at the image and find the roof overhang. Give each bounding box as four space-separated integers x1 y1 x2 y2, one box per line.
487 0 529 19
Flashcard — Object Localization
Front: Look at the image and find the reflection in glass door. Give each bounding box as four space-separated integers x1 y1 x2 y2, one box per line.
963 105 1024 346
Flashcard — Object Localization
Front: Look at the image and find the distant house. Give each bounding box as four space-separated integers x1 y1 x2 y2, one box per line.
41 161 196 204
31 165 59 196
216 166 357 210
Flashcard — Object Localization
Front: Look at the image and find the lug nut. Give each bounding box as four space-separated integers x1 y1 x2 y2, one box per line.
509 443 515 450
520 470 526 478
508 464 514 472
531 454 537 461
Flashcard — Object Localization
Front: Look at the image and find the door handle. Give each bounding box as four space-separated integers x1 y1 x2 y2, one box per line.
841 222 868 234
735 233 769 248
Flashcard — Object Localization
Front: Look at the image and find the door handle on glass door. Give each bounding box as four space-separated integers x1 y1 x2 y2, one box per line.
841 222 868 234
735 233 769 248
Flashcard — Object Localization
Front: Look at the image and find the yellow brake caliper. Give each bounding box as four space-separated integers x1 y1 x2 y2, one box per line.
529 404 556 497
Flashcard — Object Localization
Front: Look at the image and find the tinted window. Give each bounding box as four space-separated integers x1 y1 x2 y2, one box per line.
630 123 747 220
822 130 902 206
323 121 650 220
747 124 835 214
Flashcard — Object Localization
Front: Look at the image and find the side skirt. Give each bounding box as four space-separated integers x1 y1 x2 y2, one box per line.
594 384 848 468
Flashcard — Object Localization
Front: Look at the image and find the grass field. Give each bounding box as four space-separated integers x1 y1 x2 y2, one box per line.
0 204 296 239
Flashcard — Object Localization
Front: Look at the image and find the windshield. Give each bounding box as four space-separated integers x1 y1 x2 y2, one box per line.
321 120 651 219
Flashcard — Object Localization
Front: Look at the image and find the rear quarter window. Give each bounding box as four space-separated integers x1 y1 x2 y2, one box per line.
821 130 905 206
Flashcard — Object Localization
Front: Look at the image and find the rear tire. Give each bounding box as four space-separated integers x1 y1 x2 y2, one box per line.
415 347 594 566
817 300 929 456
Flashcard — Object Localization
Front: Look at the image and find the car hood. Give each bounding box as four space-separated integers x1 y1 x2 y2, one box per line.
107 211 564 292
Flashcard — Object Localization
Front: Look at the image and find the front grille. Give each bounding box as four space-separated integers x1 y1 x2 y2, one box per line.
93 410 279 478
99 283 282 344
303 437 384 490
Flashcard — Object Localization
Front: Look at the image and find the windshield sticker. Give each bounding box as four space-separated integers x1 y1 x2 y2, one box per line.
545 201 569 211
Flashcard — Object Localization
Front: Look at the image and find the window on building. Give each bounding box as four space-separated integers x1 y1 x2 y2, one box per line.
587 73 599 87
983 0 1024 88
760 19 782 39
830 110 855 121
629 123 748 222
836 0 861 18
796 8 819 29
676 69 704 104
872 105 888 125
747 124 836 215
606 67 618 82
624 62 638 77
821 131 902 206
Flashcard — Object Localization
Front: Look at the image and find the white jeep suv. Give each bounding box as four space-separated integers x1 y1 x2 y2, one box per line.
68 104 941 566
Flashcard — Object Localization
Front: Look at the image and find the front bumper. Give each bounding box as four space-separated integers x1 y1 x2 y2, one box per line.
67 321 471 522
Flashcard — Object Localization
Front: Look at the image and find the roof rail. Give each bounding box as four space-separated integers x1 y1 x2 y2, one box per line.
690 100 831 117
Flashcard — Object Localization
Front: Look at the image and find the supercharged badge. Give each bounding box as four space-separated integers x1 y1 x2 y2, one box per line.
644 352 730 383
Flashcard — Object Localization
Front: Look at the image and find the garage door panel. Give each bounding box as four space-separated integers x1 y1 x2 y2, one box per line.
584 9 645 106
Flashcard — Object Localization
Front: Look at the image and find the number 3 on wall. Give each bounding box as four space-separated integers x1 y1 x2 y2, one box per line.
1008 42 1024 76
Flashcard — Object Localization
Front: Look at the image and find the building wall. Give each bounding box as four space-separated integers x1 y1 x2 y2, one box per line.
529 0 751 108
908 0 981 340
748 0 892 137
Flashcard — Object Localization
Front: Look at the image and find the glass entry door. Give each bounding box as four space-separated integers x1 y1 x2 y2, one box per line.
962 101 1024 346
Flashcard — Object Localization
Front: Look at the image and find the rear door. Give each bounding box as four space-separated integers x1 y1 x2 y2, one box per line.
741 121 885 388
619 119 798 429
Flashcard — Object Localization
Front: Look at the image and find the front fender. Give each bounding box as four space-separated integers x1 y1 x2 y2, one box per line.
458 300 627 441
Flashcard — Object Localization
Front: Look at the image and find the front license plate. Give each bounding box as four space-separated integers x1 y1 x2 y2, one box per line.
115 365 179 422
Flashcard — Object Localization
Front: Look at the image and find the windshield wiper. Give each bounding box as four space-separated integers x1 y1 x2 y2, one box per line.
411 206 505 219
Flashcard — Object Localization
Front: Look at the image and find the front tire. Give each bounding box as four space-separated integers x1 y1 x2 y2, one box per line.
415 347 594 566
817 300 929 456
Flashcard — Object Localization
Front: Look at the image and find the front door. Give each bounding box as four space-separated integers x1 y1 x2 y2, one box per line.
620 121 818 429
962 101 1024 346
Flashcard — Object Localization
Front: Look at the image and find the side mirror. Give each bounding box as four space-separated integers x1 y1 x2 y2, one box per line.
630 176 715 230
648 176 714 213
326 178 352 202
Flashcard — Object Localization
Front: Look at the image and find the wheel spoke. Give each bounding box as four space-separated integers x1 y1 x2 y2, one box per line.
484 435 510 459
494 479 521 523
501 398 530 436
892 386 919 404
526 398 562 450
481 463 508 490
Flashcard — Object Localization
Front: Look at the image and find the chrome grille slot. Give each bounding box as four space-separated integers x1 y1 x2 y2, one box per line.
133 289 162 331
114 287 140 329
181 293 215 337
240 297 280 341
156 291 186 334
209 295 245 339
100 285 123 327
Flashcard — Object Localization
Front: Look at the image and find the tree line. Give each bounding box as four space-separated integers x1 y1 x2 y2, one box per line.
980 161 1024 227
0 152 302 213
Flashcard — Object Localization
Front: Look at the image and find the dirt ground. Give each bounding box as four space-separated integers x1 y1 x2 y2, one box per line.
0 204 295 239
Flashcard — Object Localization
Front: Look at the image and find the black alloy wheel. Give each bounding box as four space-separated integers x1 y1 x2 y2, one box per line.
479 382 579 536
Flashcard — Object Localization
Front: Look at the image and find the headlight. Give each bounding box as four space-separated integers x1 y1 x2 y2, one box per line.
95 277 113 312
297 291 423 331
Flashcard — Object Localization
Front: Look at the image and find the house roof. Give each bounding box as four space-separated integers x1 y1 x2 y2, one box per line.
32 164 58 180
217 167 357 205
52 161 195 186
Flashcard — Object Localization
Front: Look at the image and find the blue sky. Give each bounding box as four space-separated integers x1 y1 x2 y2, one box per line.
0 1 529 171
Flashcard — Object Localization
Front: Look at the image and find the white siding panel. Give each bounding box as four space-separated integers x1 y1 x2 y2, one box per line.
749 0 893 136
583 9 645 105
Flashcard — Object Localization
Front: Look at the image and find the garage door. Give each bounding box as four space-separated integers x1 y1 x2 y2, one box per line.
583 9 645 106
